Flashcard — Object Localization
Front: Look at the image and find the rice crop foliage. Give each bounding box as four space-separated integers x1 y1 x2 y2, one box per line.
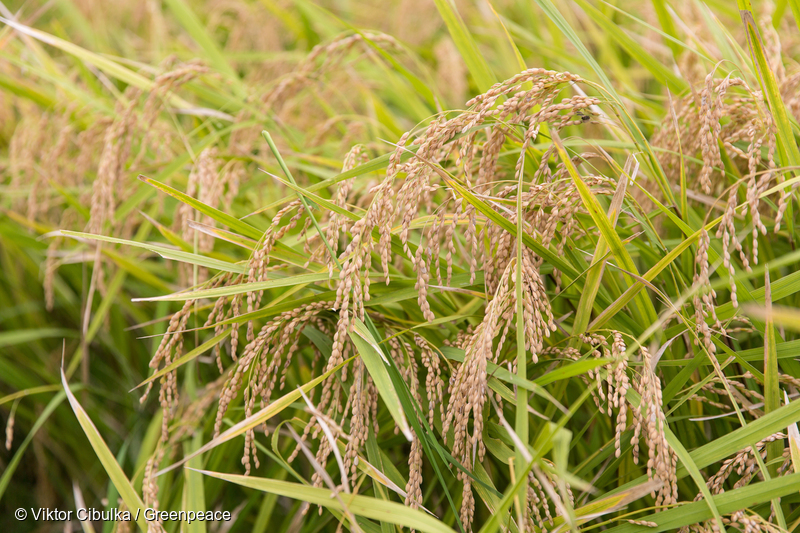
3 1 800 533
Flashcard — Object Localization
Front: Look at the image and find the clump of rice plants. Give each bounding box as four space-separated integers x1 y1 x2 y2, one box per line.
4 1 800 533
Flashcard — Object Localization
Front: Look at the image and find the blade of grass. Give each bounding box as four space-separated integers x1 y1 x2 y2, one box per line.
603 473 800 533
350 318 412 441
441 346 608 394
61 366 148 532
764 271 782 478
664 429 726 533
182 431 207 533
513 144 529 522
132 272 331 302
739 5 800 169
789 0 800 32
191 469 456 533
137 175 262 240
0 328 77 347
132 329 230 391
551 131 659 330
739 2 800 241
533 0 677 206
0 17 194 110
572 0 687 92
0 390 69 501
431 0 496 92
59 230 247 274
610 398 800 495
156 355 355 476
162 0 244 94
262 131 341 269
650 0 681 56
572 160 629 343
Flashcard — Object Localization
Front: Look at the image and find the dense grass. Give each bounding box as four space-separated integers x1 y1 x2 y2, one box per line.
3 1 800 532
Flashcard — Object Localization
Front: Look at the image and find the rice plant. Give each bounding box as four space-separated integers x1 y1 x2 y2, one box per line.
3 1 800 532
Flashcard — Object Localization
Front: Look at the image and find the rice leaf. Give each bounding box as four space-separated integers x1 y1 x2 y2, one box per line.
0 328 77 348
763 272 782 477
573 165 628 340
61 368 148 532
350 318 413 441
137 175 263 241
551 131 659 329
664 429 726 532
132 329 231 390
650 0 681 55
477 457 535 533
162 0 243 92
789 0 800 32
0 390 69 501
431 0 497 92
573 0 687 92
611 398 800 495
59 230 247 274
603 473 800 533
132 272 331 302
0 17 193 110
739 5 800 173
182 431 207 533
156 355 355 475
190 469 457 533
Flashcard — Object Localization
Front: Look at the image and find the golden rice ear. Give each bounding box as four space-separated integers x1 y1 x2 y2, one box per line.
11 0 800 525
629 347 679 507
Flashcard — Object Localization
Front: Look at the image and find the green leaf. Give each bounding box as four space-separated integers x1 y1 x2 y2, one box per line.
477 457 535 533
133 272 331 302
551 132 659 330
443 174 579 279
156 355 355 476
262 131 340 268
60 230 247 274
133 329 231 391
431 0 497 93
573 166 629 341
0 328 77 348
162 0 243 92
664 429 726 533
611 397 800 495
441 346 609 390
764 272 782 478
650 0 681 56
61 368 148 532
739 5 800 173
244 147 418 219
0 17 194 111
137 175 263 241
182 431 207 533
0 391 68 501
191 469 457 533
604 473 800 533
572 0 687 92
533 0 677 205
789 0 800 33
349 318 412 441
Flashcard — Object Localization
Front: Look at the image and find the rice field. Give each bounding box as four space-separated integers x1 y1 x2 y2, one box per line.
3 1 800 532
